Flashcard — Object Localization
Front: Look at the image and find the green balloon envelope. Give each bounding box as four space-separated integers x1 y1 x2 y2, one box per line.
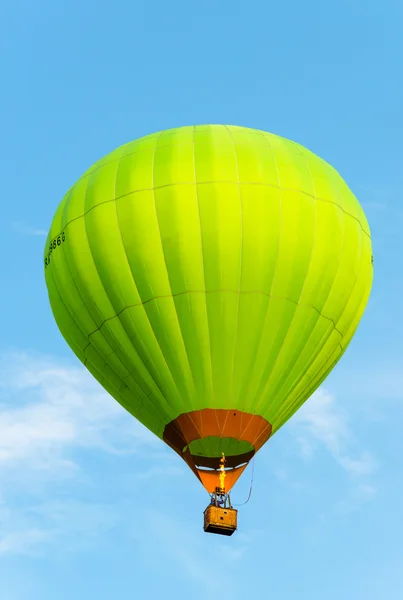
44 125 373 492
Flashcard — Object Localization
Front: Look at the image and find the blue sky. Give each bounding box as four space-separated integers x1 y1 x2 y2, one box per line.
0 0 402 598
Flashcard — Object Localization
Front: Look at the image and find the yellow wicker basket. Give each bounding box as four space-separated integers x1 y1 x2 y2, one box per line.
203 505 238 536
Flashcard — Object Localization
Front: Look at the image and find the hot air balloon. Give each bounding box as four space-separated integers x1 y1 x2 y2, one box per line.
44 125 373 536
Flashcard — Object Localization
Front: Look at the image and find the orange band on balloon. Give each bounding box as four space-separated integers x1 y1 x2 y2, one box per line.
163 409 272 492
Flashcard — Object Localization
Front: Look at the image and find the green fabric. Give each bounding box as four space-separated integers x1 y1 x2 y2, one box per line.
44 125 373 442
188 437 253 459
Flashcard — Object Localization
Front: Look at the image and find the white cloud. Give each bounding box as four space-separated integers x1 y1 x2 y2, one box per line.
292 388 376 478
141 509 248 598
0 351 171 555
0 529 52 556
0 353 379 558
12 223 47 237
354 483 377 501
134 464 185 480
0 352 158 476
338 453 375 476
336 365 403 403
0 498 119 557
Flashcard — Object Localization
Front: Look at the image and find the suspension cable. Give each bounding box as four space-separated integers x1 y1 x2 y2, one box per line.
232 458 255 506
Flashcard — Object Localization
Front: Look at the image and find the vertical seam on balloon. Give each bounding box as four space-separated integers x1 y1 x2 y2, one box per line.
237 132 283 429
289 140 356 325
273 340 344 433
114 146 172 422
272 156 351 427
79 167 125 338
150 132 197 413
64 178 102 327
46 256 87 360
329 219 366 351
192 125 215 438
310 172 348 326
340 267 372 352
156 149 201 414
80 160 152 400
111 145 175 421
205 126 224 448
272 289 348 425
330 178 367 340
81 151 169 422
252 141 319 418
55 189 128 389
256 146 320 419
314 344 344 387
82 348 147 422
338 261 371 352
52 190 139 403
272 323 342 430
224 125 244 415
56 184 101 346
79 155 135 371
270 238 345 421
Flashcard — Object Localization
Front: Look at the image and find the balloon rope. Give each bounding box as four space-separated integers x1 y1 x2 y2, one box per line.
232 457 255 506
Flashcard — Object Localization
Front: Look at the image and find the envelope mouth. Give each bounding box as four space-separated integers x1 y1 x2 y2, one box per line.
163 408 272 492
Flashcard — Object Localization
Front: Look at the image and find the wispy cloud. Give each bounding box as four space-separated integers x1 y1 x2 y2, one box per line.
0 351 158 476
361 199 387 212
358 185 387 196
292 388 376 479
0 351 171 555
134 464 185 480
141 509 251 598
12 222 47 237
0 528 52 557
0 498 118 557
0 498 54 557
331 365 403 403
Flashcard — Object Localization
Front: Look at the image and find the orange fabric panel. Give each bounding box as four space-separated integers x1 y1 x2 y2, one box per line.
163 408 272 492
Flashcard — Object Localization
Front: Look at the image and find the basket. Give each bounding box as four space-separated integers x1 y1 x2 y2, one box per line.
203 505 238 536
